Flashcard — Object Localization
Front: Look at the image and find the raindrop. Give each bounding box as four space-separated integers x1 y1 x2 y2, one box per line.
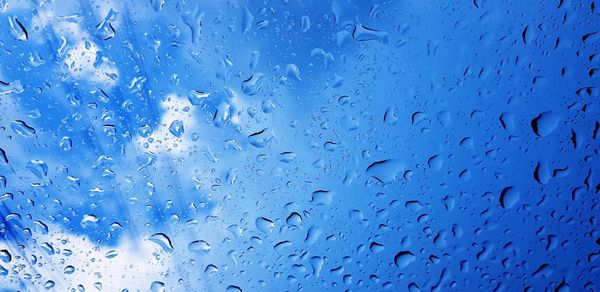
26 160 48 179
531 111 561 137
499 186 521 209
241 73 265 95
188 240 211 255
149 233 174 253
248 128 273 148
394 251 416 268
169 120 185 138
11 120 35 137
8 17 28 41
256 217 275 234
353 24 388 43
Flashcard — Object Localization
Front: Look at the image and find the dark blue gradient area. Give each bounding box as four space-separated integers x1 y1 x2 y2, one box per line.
0 0 599 291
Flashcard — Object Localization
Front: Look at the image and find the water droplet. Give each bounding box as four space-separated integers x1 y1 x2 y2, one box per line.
242 6 254 34
278 152 296 163
428 155 444 171
250 50 260 69
353 24 388 43
499 186 520 209
59 136 73 150
26 160 48 179
226 285 243 292
188 90 209 106
188 240 211 254
533 160 551 184
80 214 99 228
261 100 276 113
0 250 11 263
151 0 165 11
33 220 49 234
64 265 75 274
241 73 265 95
286 212 303 228
437 111 452 127
0 79 24 95
300 16 311 32
341 115 359 131
11 120 35 137
366 159 406 183
310 190 333 205
95 9 118 40
311 48 335 67
309 256 323 277
394 251 416 268
370 242 385 253
150 281 166 292
305 226 323 244
149 233 174 253
285 64 301 81
248 128 273 148
213 102 231 128
182 5 204 43
8 17 28 41
0 148 9 165
499 112 515 131
44 280 55 289
169 120 185 138
256 217 275 234
531 111 562 137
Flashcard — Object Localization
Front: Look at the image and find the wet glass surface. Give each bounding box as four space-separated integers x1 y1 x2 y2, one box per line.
0 0 599 291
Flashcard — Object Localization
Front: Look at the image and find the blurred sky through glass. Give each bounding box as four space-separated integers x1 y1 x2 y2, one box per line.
0 0 599 291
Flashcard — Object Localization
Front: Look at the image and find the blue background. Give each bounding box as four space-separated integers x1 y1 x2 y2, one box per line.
0 0 599 291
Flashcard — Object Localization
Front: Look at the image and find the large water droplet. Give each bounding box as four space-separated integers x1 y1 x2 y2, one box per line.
169 120 185 138
8 17 28 41
531 111 562 137
11 120 35 137
310 190 333 205
241 73 265 95
499 186 520 209
0 148 9 165
353 24 388 43
248 128 273 148
26 160 48 179
149 233 174 253
305 226 323 244
394 251 416 268
188 240 211 255
80 214 99 229
366 159 406 183
188 90 210 106
256 217 275 234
